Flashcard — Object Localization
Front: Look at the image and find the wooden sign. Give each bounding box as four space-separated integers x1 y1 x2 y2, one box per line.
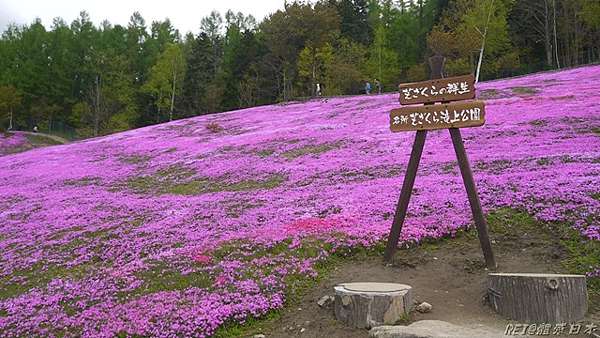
390 100 485 132
384 62 496 270
398 74 475 105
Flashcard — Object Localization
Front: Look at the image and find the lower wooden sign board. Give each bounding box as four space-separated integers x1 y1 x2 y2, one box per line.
390 100 485 132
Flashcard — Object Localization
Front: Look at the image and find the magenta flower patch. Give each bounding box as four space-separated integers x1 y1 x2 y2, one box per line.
0 132 28 155
0 66 599 336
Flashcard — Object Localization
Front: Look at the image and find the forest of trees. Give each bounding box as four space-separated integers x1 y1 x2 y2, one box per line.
1 0 599 138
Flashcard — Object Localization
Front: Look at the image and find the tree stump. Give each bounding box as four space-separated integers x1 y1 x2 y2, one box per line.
334 282 413 329
488 273 587 323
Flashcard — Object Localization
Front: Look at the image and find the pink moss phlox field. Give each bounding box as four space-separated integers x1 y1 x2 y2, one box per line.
1 66 600 336
0 132 28 155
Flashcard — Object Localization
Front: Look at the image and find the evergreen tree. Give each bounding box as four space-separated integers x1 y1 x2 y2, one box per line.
182 33 216 115
330 0 372 45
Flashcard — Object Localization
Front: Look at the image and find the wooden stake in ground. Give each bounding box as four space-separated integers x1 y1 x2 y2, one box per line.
382 128 427 262
383 55 497 271
449 128 496 269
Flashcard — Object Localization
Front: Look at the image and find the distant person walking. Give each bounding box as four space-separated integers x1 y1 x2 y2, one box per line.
33 125 38 133
365 81 372 95
374 79 382 94
316 83 322 97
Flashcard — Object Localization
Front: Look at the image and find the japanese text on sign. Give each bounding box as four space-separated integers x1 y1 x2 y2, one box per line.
389 100 485 132
401 81 470 100
398 74 476 105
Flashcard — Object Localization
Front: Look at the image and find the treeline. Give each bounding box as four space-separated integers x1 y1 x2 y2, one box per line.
0 0 599 138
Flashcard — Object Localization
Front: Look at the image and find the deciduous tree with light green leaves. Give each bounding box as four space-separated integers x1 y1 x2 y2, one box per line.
143 43 185 122
0 85 22 131
458 0 513 82
78 51 137 137
298 44 333 96
428 0 515 80
322 39 367 95
366 24 400 87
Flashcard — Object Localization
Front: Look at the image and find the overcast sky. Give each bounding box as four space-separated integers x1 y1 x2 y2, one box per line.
1 0 286 34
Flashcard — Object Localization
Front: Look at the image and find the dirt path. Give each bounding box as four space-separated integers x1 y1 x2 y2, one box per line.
18 131 69 144
243 210 598 338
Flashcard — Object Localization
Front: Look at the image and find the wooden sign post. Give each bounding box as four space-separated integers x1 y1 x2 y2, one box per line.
383 59 497 270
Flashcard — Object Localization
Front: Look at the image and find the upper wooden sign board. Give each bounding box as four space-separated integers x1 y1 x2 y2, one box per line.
398 74 475 105
390 100 485 132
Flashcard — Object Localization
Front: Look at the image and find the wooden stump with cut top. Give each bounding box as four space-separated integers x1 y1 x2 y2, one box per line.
334 282 413 329
488 273 588 323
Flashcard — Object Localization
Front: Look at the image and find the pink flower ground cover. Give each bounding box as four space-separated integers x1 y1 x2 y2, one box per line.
0 132 29 156
1 66 599 336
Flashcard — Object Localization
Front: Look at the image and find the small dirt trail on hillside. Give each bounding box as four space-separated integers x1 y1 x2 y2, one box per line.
18 131 69 144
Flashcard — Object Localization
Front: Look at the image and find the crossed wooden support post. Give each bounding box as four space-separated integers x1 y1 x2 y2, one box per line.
383 58 497 270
